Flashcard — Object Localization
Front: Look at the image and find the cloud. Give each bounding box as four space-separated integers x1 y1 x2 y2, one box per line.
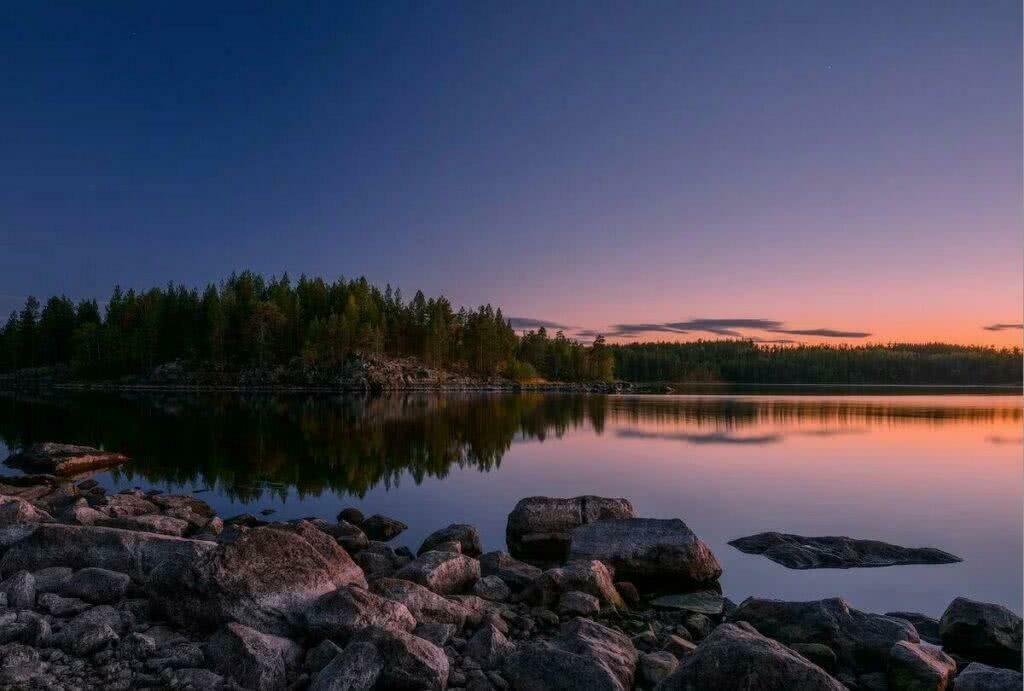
507 317 572 331
600 318 870 340
608 323 689 336
982 323 1023 331
767 328 872 338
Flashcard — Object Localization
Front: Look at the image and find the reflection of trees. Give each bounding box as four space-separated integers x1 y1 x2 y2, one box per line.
0 391 1018 502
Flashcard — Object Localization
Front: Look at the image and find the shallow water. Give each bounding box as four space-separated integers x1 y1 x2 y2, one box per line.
1 390 1020 617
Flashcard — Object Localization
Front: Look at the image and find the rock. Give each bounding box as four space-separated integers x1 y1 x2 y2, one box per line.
310 641 383 691
433 540 462 554
953 662 1023 690
479 551 543 593
729 532 962 569
98 514 191 536
560 591 601 616
61 498 107 526
615 581 640 609
791 643 839 673
355 551 396 579
504 617 637 691
650 590 724 615
395 550 481 595
371 578 471 628
523 559 626 610
939 598 1022 670
506 496 636 564
32 565 73 592
147 523 367 636
38 592 92 616
474 575 511 602
0 611 49 646
352 625 449 690
0 523 218 581
337 508 365 525
317 520 370 553
361 514 407 541
664 634 697 659
61 567 130 603
55 605 123 656
119 631 158 660
466 623 516 670
100 492 161 518
683 613 714 641
640 650 679 686
303 586 416 642
888 612 943 645
419 524 483 557
568 518 721 586
306 639 344 674
656 621 846 690
415 623 458 647
0 570 35 610
4 442 129 475
0 495 53 526
731 597 920 676
204 622 302 691
167 667 226 690
888 640 956 690
0 643 40 687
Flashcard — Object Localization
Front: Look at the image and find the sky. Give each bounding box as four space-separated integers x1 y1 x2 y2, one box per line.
1 1 1021 346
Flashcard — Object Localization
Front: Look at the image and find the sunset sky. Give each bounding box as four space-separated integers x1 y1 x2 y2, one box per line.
1 2 1020 346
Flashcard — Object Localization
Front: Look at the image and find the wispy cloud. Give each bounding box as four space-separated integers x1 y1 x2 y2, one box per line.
507 317 573 331
600 317 870 340
982 323 1023 331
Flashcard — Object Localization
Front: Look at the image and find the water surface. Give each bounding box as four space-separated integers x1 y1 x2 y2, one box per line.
0 390 1019 617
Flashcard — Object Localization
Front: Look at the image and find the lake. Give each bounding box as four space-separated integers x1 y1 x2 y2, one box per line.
0 389 1020 618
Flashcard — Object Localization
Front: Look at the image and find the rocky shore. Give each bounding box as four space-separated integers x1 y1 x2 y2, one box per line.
0 444 1020 690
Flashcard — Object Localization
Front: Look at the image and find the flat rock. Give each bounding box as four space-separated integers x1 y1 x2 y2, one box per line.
4 442 129 476
303 586 416 642
729 532 962 569
98 513 191 536
394 550 480 595
650 590 724 615
506 495 636 564
203 622 302 691
953 662 1023 690
479 551 543 593
371 577 471 628
656 621 846 690
31 565 73 592
569 518 722 586
939 597 1022 670
38 592 92 616
310 641 383 691
419 524 483 557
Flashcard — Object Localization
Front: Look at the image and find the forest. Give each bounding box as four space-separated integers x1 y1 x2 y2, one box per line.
0 272 1019 385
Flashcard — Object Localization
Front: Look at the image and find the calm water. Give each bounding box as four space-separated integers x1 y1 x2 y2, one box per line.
0 390 1020 617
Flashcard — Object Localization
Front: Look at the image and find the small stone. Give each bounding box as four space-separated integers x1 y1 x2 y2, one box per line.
38 592 92 617
473 576 511 602
558 590 600 617
640 650 679 685
0 571 36 610
650 590 724 615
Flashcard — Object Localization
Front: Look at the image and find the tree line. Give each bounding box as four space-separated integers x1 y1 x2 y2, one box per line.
0 272 611 382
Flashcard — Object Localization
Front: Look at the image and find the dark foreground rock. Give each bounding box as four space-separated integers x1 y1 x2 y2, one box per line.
939 597 1022 670
953 662 1024 690
4 443 130 476
506 495 636 564
728 531 962 569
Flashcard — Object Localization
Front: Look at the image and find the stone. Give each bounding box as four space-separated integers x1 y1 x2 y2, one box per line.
939 597 1022 670
98 514 191 536
310 641 383 691
474 575 511 602
167 667 226 690
55 605 123 656
394 550 481 595
361 514 407 541
0 495 53 526
504 617 637 691
953 662 1023 690
337 508 365 525
61 499 107 526
101 492 161 518
303 586 416 642
317 520 369 553
650 590 724 615
731 596 920 676
664 634 697 659
467 623 516 670
559 590 600 616
639 650 679 686
791 643 839 673
657 621 846 690
415 623 458 647
352 625 449 690
888 612 943 645
119 632 158 660
523 559 626 610
0 570 35 610
355 551 396 579
479 551 543 593
568 518 721 586
147 523 367 636
61 567 131 603
683 613 713 640
0 643 40 688
729 532 962 569
38 592 92 616
2 611 49 647
615 581 640 608
4 442 129 475
506 496 636 564
371 578 471 627
32 565 73 592
419 524 483 557
203 622 302 691
888 640 956 691
306 639 344 674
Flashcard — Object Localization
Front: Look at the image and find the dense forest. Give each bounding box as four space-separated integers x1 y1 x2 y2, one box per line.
0 272 612 383
0 273 1018 385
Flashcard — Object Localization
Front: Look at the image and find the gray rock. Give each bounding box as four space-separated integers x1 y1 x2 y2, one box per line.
352 625 449 690
473 575 511 602
395 550 481 595
306 639 344 674
310 641 383 691
523 559 626 610
569 518 721 586
119 632 158 660
953 662 1023 690
61 567 130 603
0 570 35 610
506 496 636 564
729 532 962 569
4 442 129 475
31 565 73 592
371 577 471 627
939 598 1022 670
466 623 516 670
167 667 226 690
887 611 943 645
419 524 483 557
479 551 543 593
683 613 713 641
56 605 123 655
790 643 838 673
337 508 365 525
650 590 724 615
504 617 637 690
98 514 191 536
102 492 161 518
60 499 107 526
303 586 416 642
559 590 601 616
203 622 302 691
0 643 40 687
317 520 370 553
887 640 956 691
0 495 53 526
361 514 407 542
640 650 679 686
355 550 396 579
415 623 458 647
656 621 845 690
38 592 92 616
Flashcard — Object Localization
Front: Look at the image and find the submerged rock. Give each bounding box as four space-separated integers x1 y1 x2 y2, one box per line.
506 495 636 564
728 532 962 569
4 443 129 476
939 597 1022 670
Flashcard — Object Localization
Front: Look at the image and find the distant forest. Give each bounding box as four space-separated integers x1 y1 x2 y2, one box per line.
0 273 1019 385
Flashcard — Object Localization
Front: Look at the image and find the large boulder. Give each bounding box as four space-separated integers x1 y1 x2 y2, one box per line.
888 640 956 691
729 532 962 569
4 443 129 476
371 578 471 628
480 550 543 593
522 559 626 610
203 622 302 691
507 496 636 564
953 662 1023 690
310 641 383 691
418 523 482 557
939 598 1022 670
655 622 846 690
60 567 130 604
504 617 638 691
569 518 721 586
730 597 919 676
394 550 480 595
352 626 449 690
147 523 368 636
466 622 516 669
0 523 217 581
303 586 416 642
0 496 53 527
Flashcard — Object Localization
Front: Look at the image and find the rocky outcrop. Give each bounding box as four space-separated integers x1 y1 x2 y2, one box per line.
507 496 636 564
656 622 846 690
939 597 1022 670
4 443 129 476
729 532 962 569
569 518 722 586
